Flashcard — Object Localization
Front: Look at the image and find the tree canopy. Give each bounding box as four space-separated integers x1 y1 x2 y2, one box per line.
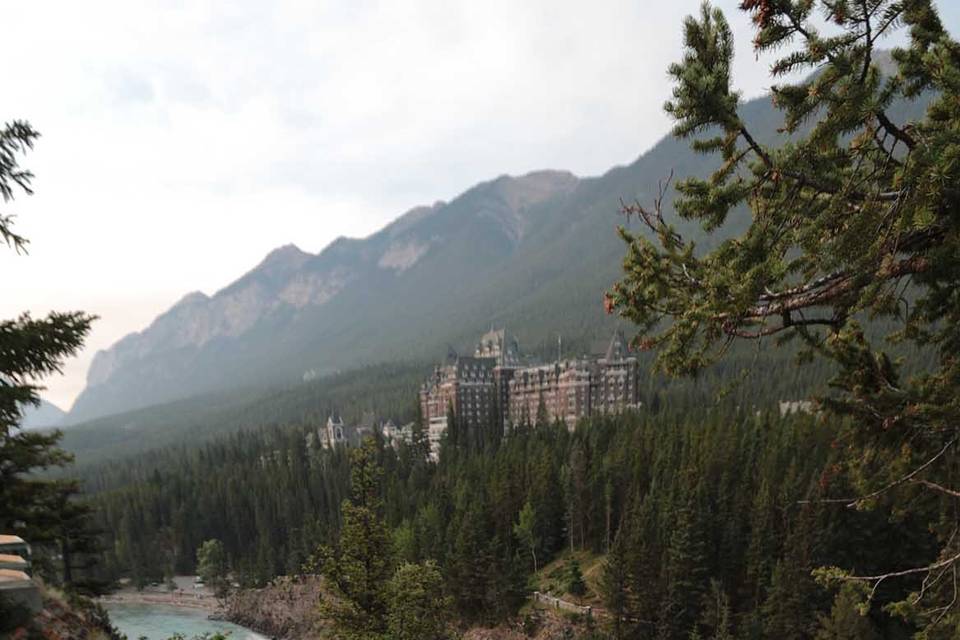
0 120 98 593
608 0 960 633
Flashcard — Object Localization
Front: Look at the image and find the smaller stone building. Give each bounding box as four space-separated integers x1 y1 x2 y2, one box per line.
315 415 415 451
319 414 376 449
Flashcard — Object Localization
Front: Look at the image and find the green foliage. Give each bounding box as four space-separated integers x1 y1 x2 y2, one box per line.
658 503 707 640
816 583 880 640
0 118 102 596
600 532 630 639
385 560 451 640
513 499 539 572
90 404 938 633
563 558 586 598
609 0 960 633
697 580 734 640
317 438 392 640
39 479 109 595
196 539 230 599
392 520 416 564
0 312 94 537
0 120 39 252
62 361 427 468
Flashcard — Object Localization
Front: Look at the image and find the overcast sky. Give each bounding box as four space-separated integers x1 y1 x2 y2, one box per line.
2 1 955 410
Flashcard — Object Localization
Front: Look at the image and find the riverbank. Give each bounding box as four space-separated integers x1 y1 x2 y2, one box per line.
100 590 220 614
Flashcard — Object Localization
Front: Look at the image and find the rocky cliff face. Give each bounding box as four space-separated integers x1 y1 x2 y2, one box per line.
225 575 326 640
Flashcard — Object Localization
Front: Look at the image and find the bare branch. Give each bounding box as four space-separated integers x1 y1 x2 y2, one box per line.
912 479 960 499
840 549 960 603
801 438 957 507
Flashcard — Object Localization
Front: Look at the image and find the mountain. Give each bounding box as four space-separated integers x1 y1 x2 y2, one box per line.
67 78 932 424
68 170 592 421
20 399 67 430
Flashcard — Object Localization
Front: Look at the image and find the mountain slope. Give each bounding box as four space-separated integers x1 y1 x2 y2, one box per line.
68 170 580 421
67 82 932 423
19 399 67 430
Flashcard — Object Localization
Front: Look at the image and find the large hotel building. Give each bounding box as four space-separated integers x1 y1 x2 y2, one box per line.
419 328 640 453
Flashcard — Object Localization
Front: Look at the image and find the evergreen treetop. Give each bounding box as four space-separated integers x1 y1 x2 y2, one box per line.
0 119 97 593
608 0 960 632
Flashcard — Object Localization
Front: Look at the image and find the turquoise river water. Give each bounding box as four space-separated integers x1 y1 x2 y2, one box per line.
105 602 267 640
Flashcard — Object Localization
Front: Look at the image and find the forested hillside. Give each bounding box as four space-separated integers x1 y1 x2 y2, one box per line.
61 362 428 467
86 405 936 638
60 313 934 468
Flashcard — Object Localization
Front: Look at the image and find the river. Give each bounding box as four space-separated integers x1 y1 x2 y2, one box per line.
105 602 268 640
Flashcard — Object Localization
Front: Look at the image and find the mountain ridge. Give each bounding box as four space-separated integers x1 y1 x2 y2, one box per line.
67 82 932 423
69 169 581 421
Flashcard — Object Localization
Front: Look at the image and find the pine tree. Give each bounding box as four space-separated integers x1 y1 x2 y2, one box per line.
318 438 392 640
440 404 459 464
761 509 820 640
0 120 96 590
600 528 630 640
658 503 707 640
530 449 565 558
626 488 663 636
815 584 880 640
43 480 107 595
605 0 960 630
535 394 548 429
446 499 492 621
698 579 734 640
196 539 230 600
385 560 451 640
564 557 586 599
566 441 590 550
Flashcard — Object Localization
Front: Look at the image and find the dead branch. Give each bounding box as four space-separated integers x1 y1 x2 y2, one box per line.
800 438 957 507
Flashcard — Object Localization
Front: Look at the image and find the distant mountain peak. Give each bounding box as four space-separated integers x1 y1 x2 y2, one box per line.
256 243 313 271
220 243 315 297
516 169 577 182
263 243 310 261
172 291 210 308
471 170 579 244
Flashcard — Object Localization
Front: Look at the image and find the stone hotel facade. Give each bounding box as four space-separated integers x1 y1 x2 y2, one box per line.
419 328 640 451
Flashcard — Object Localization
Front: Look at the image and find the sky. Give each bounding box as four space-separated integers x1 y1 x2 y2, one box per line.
1 1 956 411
